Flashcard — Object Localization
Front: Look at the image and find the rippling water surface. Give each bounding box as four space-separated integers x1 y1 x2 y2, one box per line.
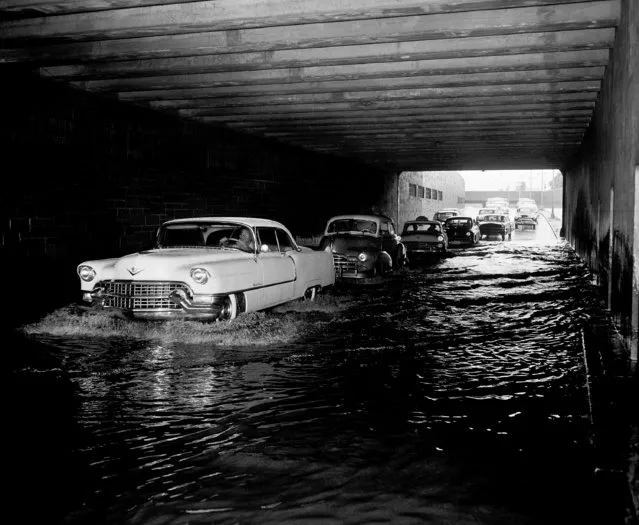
8 231 604 525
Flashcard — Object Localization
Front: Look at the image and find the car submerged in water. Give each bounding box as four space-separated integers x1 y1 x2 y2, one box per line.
77 217 335 321
478 213 513 241
401 219 448 259
319 214 406 279
444 216 480 246
433 208 461 223
515 206 539 230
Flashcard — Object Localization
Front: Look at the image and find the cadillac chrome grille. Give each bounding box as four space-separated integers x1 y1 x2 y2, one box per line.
100 280 191 310
332 254 358 273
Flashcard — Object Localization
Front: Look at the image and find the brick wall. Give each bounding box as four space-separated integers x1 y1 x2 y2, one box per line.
0 72 395 322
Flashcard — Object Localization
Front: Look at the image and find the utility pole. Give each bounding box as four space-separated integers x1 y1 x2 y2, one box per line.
550 170 556 219
529 170 533 198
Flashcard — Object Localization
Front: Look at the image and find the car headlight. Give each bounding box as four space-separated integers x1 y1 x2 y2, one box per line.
465 232 471 236
437 235 444 241
358 252 368 262
77 265 96 282
190 267 210 284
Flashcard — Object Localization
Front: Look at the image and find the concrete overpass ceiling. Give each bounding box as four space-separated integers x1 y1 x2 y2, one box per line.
0 0 621 171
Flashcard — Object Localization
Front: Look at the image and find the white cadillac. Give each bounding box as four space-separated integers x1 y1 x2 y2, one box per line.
77 217 335 321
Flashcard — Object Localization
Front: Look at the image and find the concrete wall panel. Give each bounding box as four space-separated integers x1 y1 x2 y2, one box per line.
564 0 638 350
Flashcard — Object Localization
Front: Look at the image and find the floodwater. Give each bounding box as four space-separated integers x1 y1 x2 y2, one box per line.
7 215 605 525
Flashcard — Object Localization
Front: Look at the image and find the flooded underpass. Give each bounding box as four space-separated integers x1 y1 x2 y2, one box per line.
8 216 611 525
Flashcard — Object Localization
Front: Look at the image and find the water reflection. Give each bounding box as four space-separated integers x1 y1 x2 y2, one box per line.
9 233 603 525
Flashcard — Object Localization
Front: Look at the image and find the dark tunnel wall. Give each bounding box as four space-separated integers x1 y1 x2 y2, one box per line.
0 72 398 323
563 0 638 350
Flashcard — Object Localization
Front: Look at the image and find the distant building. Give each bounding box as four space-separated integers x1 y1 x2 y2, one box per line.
399 171 465 230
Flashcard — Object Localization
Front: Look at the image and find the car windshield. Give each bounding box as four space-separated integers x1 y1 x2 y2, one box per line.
403 222 441 234
157 221 254 250
327 219 377 234
482 215 506 222
518 207 535 214
446 218 473 227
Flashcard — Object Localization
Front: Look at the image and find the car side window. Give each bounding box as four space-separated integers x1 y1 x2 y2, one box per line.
381 221 391 237
275 229 296 252
256 227 279 252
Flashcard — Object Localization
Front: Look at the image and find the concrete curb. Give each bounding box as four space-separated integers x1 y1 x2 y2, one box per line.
581 308 639 524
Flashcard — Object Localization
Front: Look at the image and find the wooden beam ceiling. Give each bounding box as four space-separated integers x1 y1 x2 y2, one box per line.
0 0 621 170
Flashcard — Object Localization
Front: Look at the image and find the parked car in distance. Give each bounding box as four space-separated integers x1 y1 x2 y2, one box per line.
516 198 537 209
433 208 461 222
319 214 406 279
476 207 499 223
401 219 448 259
485 197 510 209
478 213 513 241
515 206 539 230
444 216 481 246
77 217 335 321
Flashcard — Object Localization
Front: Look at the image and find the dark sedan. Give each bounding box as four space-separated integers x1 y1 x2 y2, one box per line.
401 220 448 259
478 214 513 241
444 216 480 246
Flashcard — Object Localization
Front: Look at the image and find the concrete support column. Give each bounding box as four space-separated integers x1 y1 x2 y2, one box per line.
608 186 614 310
632 166 639 362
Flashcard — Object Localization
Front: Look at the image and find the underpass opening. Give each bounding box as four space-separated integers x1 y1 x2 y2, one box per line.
398 169 563 237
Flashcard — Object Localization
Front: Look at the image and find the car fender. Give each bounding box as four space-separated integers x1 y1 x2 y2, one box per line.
288 248 336 297
377 250 393 269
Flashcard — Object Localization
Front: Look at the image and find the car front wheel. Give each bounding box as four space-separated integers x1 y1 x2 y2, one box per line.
218 294 238 321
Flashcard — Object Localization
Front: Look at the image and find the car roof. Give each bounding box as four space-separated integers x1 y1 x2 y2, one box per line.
446 216 474 220
162 217 287 229
405 220 439 225
327 214 390 222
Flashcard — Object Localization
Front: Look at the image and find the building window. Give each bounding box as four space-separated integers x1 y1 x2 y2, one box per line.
457 196 464 204
425 187 431 199
431 188 438 200
409 184 417 197
418 186 425 198
439 191 443 200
